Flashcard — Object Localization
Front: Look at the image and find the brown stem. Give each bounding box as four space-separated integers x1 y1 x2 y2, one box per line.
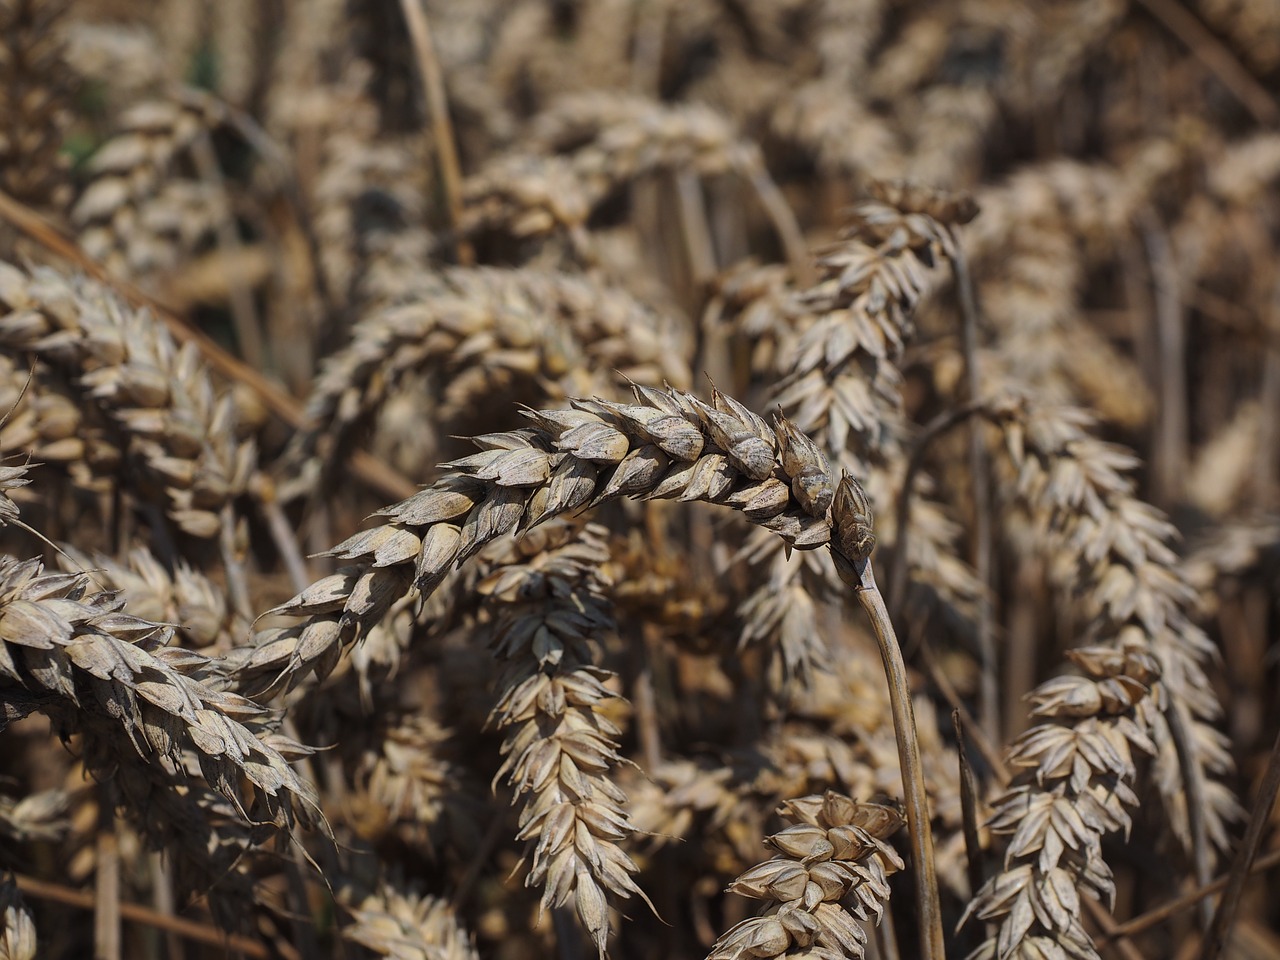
93 794 120 960
850 558 946 960
1103 849 1280 942
1130 0 1280 126
952 710 987 900
399 0 473 266
14 871 270 958
1200 725 1280 960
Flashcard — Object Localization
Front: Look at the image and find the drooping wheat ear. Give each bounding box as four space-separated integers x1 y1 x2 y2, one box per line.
480 522 645 956
344 882 479 960
0 352 123 499
303 62 436 312
0 551 316 828
962 645 1160 959
59 546 242 652
0 262 257 538
989 398 1237 858
0 875 35 960
285 266 691 499
1182 512 1280 612
236 382 862 698
0 0 73 210
730 193 982 685
460 153 595 259
523 93 808 272
707 792 904 960
70 89 233 282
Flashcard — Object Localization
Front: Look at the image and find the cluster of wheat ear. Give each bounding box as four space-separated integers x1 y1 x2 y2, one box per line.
1 0 1278 958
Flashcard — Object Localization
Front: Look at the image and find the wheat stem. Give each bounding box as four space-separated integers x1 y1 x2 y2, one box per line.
844 558 945 960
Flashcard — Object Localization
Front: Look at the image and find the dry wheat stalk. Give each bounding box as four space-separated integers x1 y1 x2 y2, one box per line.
480 522 645 956
344 882 479 960
0 0 72 211
963 644 1160 959
707 792 904 960
0 261 257 538
236 381 864 697
285 267 690 498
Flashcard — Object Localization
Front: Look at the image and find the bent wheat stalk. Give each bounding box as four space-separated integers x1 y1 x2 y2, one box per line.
237 381 941 955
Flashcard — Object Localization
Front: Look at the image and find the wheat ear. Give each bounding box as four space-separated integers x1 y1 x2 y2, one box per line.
236 382 854 696
963 645 1161 959
0 262 257 538
481 522 645 956
707 793 904 960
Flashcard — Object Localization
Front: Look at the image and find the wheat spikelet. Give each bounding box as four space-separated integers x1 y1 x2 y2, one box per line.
287 267 690 498
0 876 34 960
963 645 1160 959
236 382 864 696
706 792 904 960
480 522 644 955
0 262 257 538
60 545 241 652
0 0 73 210
344 882 479 960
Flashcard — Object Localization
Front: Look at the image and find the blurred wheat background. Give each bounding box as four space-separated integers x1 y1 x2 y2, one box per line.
0 0 1279 958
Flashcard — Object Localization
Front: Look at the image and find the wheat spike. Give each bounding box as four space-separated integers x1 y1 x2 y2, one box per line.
963 645 1160 959
286 266 691 498
0 0 73 211
70 89 233 282
344 882 479 960
0 876 35 960
707 792 904 960
0 261 257 538
482 522 644 956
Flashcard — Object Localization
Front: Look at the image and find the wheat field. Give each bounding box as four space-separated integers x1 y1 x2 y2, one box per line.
0 0 1278 958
